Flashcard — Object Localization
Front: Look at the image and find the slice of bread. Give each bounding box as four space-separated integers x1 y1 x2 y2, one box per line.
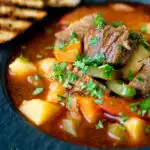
0 3 47 44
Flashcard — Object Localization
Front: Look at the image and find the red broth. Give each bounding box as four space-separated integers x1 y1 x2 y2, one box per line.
7 3 150 148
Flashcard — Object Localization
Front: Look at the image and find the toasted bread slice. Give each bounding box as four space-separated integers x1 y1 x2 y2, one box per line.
0 5 13 16
0 29 17 44
12 7 47 20
0 18 32 32
46 0 81 7
0 0 45 9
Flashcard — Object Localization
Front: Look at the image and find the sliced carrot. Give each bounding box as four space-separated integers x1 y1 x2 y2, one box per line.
54 41 81 62
75 95 101 123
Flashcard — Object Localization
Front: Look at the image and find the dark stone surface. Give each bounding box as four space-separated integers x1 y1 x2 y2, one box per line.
0 0 150 150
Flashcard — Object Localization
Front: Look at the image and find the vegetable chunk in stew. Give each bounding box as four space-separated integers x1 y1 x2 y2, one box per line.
7 3 150 148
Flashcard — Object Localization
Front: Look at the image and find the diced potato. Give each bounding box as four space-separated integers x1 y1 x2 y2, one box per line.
77 96 99 123
47 80 66 103
108 123 127 143
62 119 79 137
36 58 57 77
122 45 150 80
9 57 37 76
19 99 62 125
124 117 146 143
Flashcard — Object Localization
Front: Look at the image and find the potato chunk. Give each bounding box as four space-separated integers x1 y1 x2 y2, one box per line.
9 57 37 76
124 117 146 143
19 99 62 125
47 80 66 103
37 58 57 77
122 45 150 80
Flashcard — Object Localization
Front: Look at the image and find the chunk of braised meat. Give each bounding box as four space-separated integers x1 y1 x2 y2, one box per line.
129 58 150 95
84 25 138 65
64 63 109 96
55 14 96 41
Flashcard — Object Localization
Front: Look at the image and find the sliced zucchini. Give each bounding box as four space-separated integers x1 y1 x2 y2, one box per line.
87 64 117 80
107 80 136 97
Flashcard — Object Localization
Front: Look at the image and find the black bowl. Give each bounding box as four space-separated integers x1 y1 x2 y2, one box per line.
0 0 150 150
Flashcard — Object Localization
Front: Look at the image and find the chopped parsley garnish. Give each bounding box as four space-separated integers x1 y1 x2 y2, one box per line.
52 62 67 82
119 113 129 124
57 94 66 104
112 21 124 27
129 31 139 40
80 82 86 90
19 54 29 62
44 45 54 50
96 120 104 129
89 36 99 46
66 73 78 83
94 99 103 105
74 53 105 73
45 28 53 33
86 81 104 98
64 73 78 87
93 13 105 30
145 125 150 135
137 76 144 82
56 40 66 50
71 32 77 39
130 98 150 116
128 69 133 81
99 64 115 78
36 54 43 59
34 74 39 81
139 37 150 50
117 45 123 51
141 24 147 34
66 96 73 110
33 88 44 95
130 103 138 112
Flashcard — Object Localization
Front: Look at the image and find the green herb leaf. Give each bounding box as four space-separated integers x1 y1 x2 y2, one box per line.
36 54 43 59
129 32 139 40
44 45 54 50
96 120 104 129
99 64 115 78
93 13 105 30
89 36 99 46
66 96 73 110
94 99 103 105
56 40 66 50
128 69 133 81
33 88 44 95
112 21 124 27
19 54 29 62
57 94 66 104
139 37 150 50
71 32 77 39
66 73 78 83
119 113 129 124
34 74 39 81
117 45 123 51
141 24 147 34
137 76 144 82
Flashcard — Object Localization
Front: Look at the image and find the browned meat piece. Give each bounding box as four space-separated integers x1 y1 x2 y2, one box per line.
129 58 150 95
84 25 138 65
63 63 109 96
55 14 97 42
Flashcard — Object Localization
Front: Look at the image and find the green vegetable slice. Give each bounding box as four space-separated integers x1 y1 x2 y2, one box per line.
87 65 116 80
107 80 136 97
